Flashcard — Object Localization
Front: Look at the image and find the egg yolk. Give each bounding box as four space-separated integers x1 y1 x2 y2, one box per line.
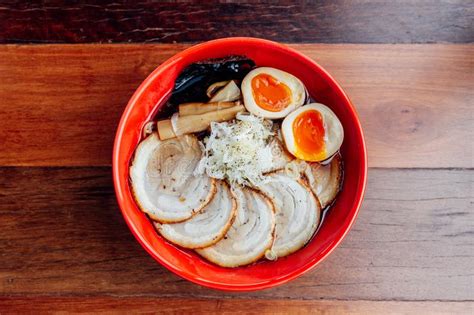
292 110 326 161
251 73 292 112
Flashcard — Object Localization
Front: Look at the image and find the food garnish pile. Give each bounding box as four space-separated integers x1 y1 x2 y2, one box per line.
130 57 343 267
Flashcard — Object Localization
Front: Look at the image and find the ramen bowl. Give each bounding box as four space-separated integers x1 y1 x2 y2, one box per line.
113 37 367 291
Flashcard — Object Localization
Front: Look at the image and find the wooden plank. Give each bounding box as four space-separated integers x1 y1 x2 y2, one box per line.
0 44 472 167
0 167 472 300
0 298 472 314
0 2 472 44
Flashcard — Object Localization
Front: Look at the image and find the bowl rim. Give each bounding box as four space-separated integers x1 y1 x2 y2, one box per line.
113 37 368 291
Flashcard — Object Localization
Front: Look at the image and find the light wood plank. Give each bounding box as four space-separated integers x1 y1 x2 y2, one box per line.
0 168 472 300
0 44 472 167
0 298 472 314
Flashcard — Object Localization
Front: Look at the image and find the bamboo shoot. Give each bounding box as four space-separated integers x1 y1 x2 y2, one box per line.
179 101 237 116
157 105 245 140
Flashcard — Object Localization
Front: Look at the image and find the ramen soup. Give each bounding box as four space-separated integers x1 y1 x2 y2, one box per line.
129 56 344 267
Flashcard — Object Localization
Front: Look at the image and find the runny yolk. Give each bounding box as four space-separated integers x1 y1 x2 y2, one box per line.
292 110 326 161
251 73 292 112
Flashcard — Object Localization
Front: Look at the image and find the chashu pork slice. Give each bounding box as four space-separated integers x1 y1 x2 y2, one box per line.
304 153 343 209
263 137 295 173
154 181 237 249
258 171 321 259
196 187 275 267
130 133 216 223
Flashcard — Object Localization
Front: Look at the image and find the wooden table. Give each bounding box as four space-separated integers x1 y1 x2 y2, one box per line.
0 2 472 314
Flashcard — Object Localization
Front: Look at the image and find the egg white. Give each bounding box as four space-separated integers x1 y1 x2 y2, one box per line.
241 67 305 119
281 103 344 162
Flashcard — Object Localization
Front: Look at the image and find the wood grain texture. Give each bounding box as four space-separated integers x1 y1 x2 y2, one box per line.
0 1 472 44
0 298 472 314
0 167 472 301
0 44 472 167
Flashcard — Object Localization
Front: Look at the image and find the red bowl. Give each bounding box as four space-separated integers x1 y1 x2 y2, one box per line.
113 38 367 291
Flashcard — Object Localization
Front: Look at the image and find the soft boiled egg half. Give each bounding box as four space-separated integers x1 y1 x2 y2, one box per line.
241 67 306 119
282 103 344 162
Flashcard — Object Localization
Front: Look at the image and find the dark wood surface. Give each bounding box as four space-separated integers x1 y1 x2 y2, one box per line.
1 167 472 301
1 2 473 313
0 44 472 168
0 1 473 44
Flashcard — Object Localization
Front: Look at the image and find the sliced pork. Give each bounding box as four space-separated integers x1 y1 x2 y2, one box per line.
258 171 321 258
263 137 294 173
197 187 275 267
304 153 343 208
155 181 236 248
130 133 216 223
